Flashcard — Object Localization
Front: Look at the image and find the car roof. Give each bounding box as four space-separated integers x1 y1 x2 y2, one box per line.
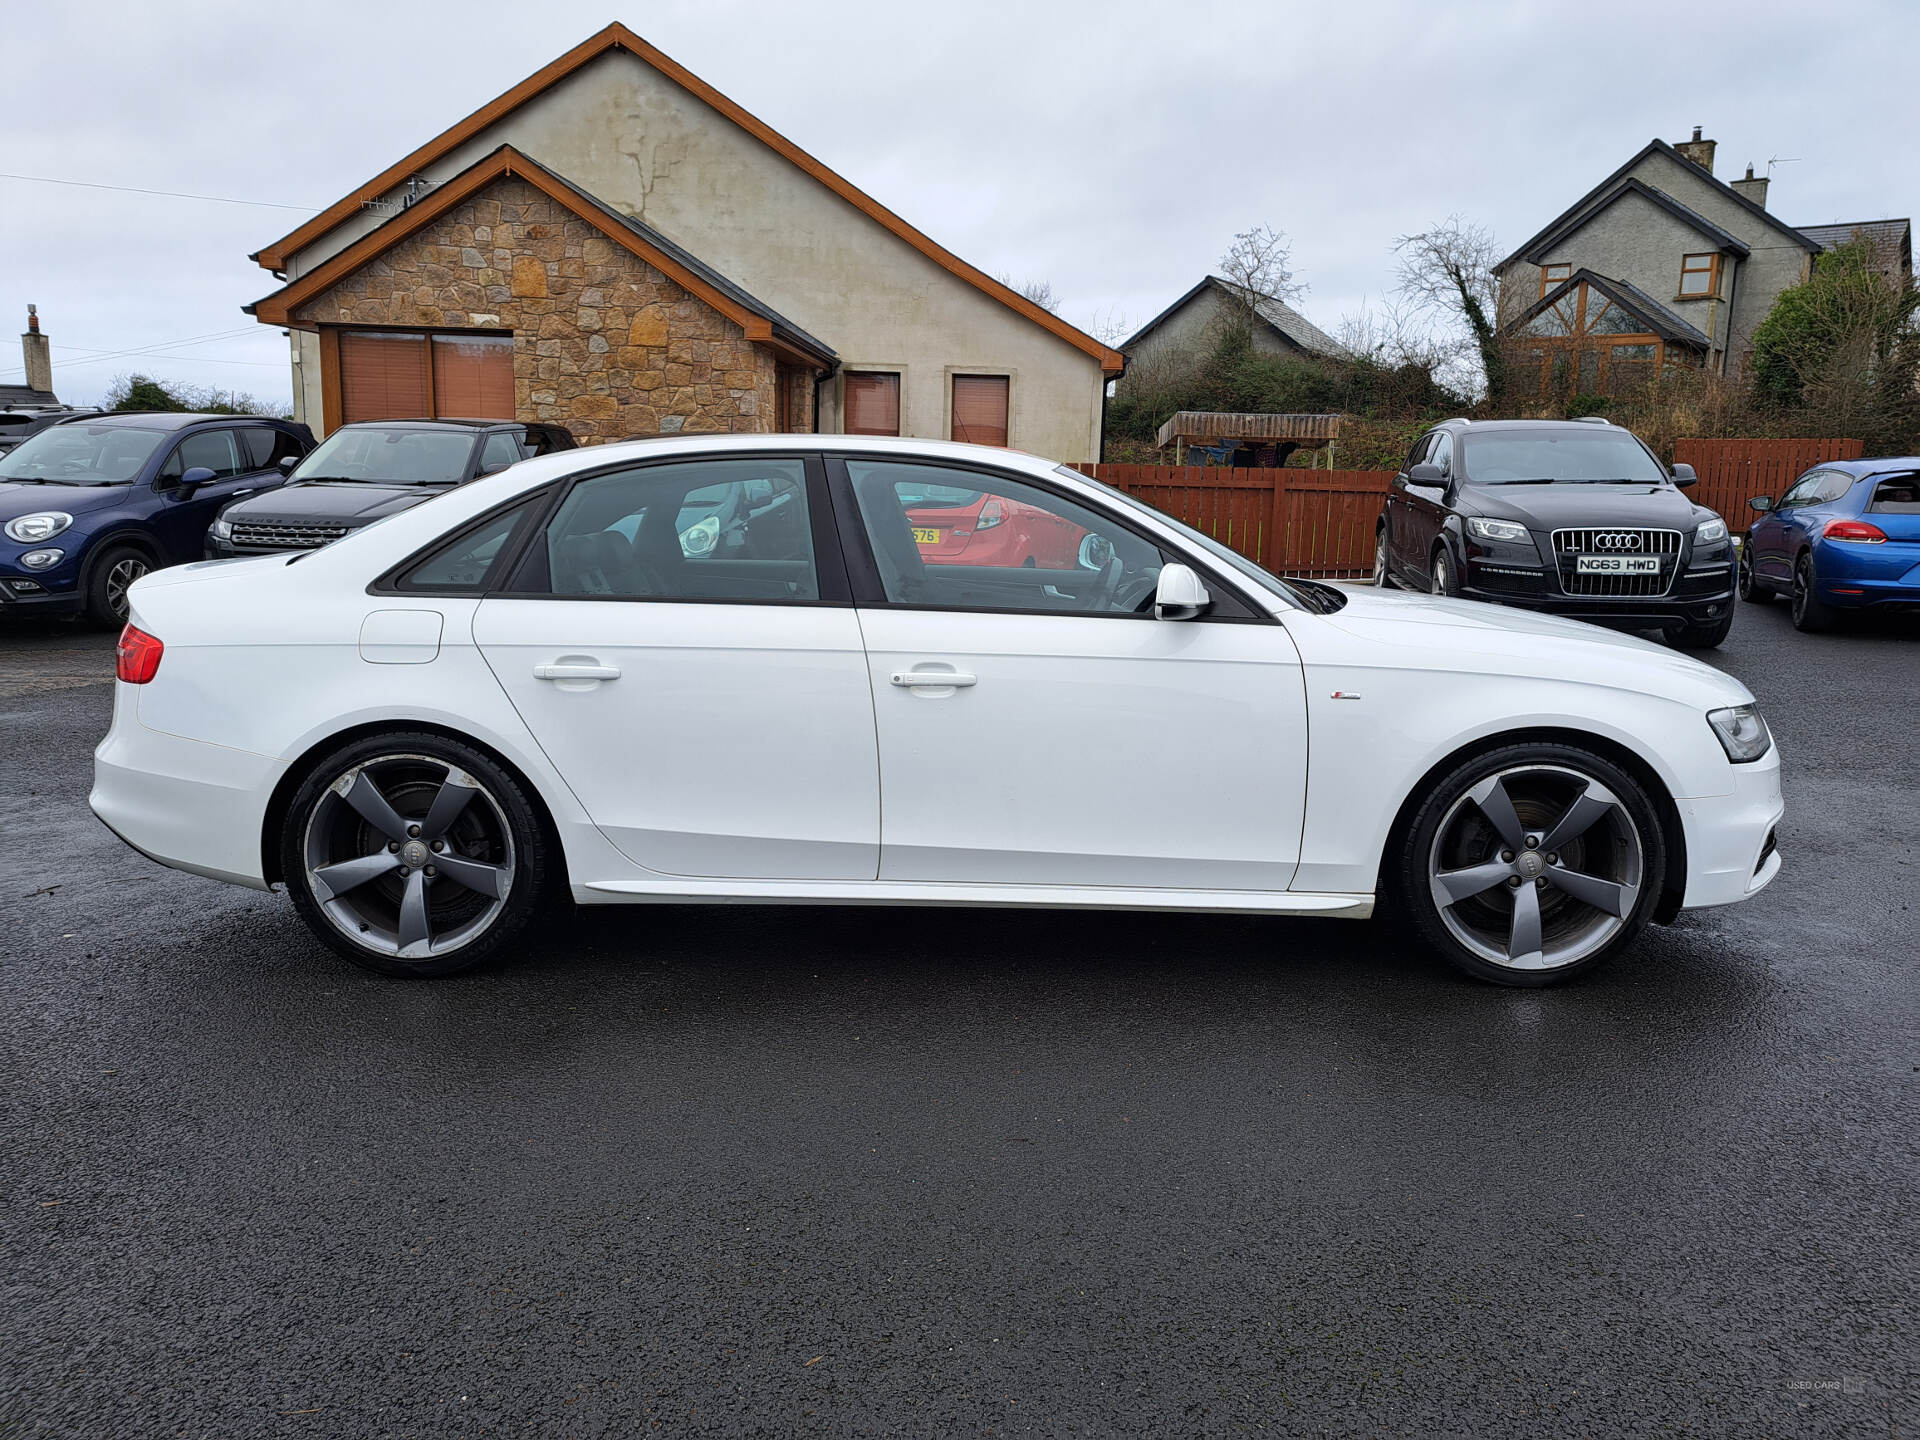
334 418 510 431
1435 418 1628 435
1822 456 1920 474
79 412 234 431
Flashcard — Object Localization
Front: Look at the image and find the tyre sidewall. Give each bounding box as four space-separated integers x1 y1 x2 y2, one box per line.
279 731 553 977
1391 741 1668 987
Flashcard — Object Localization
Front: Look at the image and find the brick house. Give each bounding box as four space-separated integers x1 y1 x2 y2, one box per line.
1492 128 1912 397
246 24 1121 458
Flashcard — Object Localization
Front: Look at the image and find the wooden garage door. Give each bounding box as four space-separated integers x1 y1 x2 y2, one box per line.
335 329 514 423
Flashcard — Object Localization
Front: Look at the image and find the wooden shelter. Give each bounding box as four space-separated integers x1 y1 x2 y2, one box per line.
1154 411 1342 467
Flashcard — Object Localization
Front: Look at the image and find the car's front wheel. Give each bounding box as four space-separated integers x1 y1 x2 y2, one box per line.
1429 546 1460 597
1373 527 1396 589
1391 743 1666 986
280 732 555 977
1666 611 1733 649
1737 539 1770 604
84 545 151 628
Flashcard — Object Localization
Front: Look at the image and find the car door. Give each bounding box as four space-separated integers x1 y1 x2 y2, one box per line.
1401 430 1454 585
472 452 880 881
1756 471 1825 583
834 456 1309 892
150 426 258 563
1386 433 1433 573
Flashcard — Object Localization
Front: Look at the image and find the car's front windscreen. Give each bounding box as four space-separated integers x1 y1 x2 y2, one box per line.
0 424 166 484
1462 432 1667 485
1057 466 1306 610
291 428 477 485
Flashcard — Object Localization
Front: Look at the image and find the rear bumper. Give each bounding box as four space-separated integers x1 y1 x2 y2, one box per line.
90 687 282 890
1677 753 1784 909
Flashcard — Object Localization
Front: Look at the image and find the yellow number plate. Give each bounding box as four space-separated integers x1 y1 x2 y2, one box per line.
912 527 942 544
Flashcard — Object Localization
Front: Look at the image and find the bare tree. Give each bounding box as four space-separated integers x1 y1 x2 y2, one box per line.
997 274 1061 313
1218 225 1302 319
1394 217 1505 402
1089 305 1133 348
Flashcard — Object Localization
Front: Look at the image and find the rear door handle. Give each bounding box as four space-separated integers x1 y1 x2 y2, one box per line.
534 661 621 681
891 669 976 688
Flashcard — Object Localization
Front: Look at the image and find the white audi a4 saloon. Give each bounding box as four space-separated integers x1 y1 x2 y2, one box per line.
91 435 1783 985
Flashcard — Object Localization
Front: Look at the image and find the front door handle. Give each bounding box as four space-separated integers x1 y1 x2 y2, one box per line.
891 669 976 689
534 661 621 681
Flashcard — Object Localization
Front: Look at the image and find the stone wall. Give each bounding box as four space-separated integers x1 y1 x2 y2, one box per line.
294 176 778 441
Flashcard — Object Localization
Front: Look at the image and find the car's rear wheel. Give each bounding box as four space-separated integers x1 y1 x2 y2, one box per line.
1737 540 1771 604
1790 553 1836 633
1391 743 1665 986
280 732 554 977
1429 546 1459 597
84 545 151 628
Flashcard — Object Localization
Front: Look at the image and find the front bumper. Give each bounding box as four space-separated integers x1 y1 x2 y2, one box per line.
1677 751 1784 909
1462 551 1736 628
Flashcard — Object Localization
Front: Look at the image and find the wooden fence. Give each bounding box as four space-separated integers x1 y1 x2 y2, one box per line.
1674 437 1864 521
1071 439 1863 577
1070 464 1393 577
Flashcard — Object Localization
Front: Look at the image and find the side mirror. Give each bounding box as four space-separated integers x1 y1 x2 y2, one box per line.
1748 495 1773 513
277 455 299 472
175 465 218 494
1154 562 1211 621
1407 462 1444 488
1671 462 1698 488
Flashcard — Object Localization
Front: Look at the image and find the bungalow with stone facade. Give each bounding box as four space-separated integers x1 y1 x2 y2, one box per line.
245 24 1121 460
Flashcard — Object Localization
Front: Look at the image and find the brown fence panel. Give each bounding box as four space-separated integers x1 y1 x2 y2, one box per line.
1674 437 1864 522
1071 463 1394 577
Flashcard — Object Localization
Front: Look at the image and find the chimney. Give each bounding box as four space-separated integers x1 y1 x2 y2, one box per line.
1730 163 1770 210
1673 125 1717 175
21 305 53 396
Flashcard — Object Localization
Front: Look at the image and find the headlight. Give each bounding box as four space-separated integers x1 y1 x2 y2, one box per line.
5 511 73 543
1695 517 1728 545
1466 517 1530 543
1708 704 1772 763
19 548 64 570
679 515 720 557
211 516 234 540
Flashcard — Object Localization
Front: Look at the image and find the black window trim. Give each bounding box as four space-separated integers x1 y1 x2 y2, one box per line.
486 450 851 608
822 452 1275 624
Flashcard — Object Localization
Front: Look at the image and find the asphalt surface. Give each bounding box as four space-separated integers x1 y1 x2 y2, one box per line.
3 598 1916 1439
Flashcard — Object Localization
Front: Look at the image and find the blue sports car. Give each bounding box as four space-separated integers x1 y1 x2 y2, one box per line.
0 413 312 626
1740 458 1920 631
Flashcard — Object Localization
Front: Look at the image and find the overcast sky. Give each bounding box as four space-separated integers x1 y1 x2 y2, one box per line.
5 0 1916 408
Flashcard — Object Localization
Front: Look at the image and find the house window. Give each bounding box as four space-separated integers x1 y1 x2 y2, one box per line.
950 375 1010 447
843 372 900 436
1678 253 1719 299
335 328 514 423
1540 263 1572 296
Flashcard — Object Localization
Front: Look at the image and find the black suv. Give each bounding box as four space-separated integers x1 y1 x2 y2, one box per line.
206 418 575 557
1373 418 1736 648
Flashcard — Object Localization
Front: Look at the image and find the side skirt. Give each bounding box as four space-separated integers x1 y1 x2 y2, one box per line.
576 877 1374 919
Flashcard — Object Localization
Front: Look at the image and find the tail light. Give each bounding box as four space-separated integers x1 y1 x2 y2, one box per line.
115 624 164 684
976 499 1005 531
1824 519 1888 543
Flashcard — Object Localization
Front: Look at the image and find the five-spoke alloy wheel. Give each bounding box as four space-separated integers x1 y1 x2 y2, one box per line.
1394 743 1664 985
282 733 552 976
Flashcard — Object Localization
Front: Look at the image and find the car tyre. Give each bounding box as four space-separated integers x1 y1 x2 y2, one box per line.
1372 527 1396 589
280 731 555 978
1736 539 1771 604
84 544 151 629
1390 741 1666 987
1665 611 1734 649
1429 545 1460 597
1790 553 1836 633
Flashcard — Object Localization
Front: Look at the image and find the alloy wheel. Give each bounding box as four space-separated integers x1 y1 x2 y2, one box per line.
301 753 516 959
1374 530 1391 588
106 557 149 620
1791 557 1810 625
1430 553 1451 596
1427 764 1645 971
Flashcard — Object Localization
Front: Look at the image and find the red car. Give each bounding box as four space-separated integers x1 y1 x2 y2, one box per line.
902 482 1088 568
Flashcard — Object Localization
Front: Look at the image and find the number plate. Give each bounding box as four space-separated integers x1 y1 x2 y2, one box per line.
911 527 942 545
1575 555 1661 575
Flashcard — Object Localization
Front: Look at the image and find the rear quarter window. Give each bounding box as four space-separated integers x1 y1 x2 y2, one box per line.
1867 473 1920 513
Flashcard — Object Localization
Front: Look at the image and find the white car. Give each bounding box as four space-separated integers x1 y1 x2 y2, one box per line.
91 436 1783 986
